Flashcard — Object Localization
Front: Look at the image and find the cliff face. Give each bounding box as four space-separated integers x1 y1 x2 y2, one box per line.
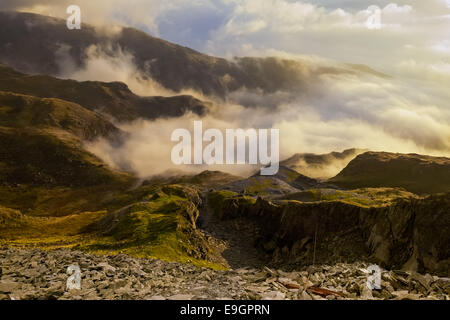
218 193 450 276
368 195 449 275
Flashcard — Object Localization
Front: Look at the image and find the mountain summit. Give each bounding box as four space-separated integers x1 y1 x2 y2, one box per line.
329 151 450 194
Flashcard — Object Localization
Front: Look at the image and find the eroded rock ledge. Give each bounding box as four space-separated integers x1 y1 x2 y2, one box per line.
217 193 449 276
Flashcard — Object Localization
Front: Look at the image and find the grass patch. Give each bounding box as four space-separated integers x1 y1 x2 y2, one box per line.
208 190 238 218
0 185 227 270
81 191 224 269
281 187 418 208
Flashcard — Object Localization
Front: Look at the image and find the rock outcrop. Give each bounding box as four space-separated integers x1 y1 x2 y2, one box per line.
217 193 450 276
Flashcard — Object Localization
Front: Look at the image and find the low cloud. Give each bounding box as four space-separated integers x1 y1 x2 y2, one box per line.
82 58 450 178
57 44 174 97
4 1 448 178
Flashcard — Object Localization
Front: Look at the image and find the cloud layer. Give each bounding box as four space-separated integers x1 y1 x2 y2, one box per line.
2 1 449 178
81 50 450 178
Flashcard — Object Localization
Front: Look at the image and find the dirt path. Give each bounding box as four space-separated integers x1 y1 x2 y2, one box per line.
197 195 268 269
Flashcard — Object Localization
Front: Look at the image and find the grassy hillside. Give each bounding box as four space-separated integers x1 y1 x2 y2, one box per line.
0 185 225 269
0 90 121 140
0 64 208 121
145 170 242 190
277 187 419 208
0 91 131 188
0 78 225 268
223 176 300 196
0 90 135 216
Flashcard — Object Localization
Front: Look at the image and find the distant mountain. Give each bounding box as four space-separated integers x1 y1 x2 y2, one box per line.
144 170 243 189
329 152 450 194
222 176 300 196
221 166 327 196
0 12 385 98
253 165 321 190
0 64 208 121
281 148 366 179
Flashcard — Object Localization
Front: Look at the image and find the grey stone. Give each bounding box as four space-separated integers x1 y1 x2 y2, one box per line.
0 280 19 293
167 294 194 300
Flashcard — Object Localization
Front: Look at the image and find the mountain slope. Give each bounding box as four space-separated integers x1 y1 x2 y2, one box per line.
0 12 385 98
281 148 366 179
0 64 208 121
0 91 130 188
221 166 322 196
0 90 226 268
0 90 121 141
145 170 243 190
329 152 450 194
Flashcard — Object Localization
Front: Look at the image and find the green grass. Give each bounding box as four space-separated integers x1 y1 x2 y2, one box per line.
281 187 418 208
80 190 224 269
208 190 238 218
0 185 226 270
208 190 257 219
243 177 284 195
0 183 134 217
284 169 300 182
0 205 106 243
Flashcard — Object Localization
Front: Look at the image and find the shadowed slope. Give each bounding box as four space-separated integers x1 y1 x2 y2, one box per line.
329 152 450 194
0 64 209 121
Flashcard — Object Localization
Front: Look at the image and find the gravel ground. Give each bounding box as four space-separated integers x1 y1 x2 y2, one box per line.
0 247 448 300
